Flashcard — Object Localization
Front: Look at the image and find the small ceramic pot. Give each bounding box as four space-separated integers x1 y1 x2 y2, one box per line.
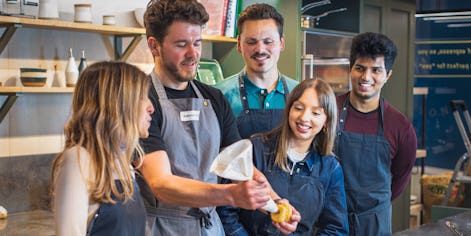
38 0 59 19
74 4 92 23
102 15 116 25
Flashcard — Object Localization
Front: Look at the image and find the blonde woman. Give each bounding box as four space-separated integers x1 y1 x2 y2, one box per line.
218 78 348 235
51 61 154 235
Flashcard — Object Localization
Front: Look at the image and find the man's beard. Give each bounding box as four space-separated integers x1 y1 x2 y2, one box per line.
163 58 197 83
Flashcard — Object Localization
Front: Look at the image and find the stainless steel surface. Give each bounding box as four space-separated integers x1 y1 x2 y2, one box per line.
393 211 471 235
301 30 353 94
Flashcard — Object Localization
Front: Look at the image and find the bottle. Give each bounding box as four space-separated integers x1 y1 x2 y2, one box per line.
78 50 87 74
54 64 66 88
65 48 79 87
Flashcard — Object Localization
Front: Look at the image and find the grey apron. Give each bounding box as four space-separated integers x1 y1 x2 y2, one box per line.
236 71 289 139
333 93 392 236
141 70 225 236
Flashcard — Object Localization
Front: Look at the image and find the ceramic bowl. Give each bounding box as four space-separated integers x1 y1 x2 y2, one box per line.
20 68 47 87
134 8 145 27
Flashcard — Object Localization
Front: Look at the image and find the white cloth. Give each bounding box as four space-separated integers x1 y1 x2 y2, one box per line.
210 139 254 181
210 139 278 213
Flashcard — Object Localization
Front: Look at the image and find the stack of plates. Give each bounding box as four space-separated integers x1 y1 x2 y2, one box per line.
20 68 47 87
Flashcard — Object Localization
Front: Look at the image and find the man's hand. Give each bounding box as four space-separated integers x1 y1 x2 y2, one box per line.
230 173 271 210
272 199 301 235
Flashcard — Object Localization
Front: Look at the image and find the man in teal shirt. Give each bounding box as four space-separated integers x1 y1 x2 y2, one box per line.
215 4 298 138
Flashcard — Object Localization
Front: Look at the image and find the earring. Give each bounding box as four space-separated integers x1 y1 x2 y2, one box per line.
323 126 327 133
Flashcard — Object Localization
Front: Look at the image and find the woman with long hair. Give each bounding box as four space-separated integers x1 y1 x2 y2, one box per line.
51 61 154 235
218 78 348 235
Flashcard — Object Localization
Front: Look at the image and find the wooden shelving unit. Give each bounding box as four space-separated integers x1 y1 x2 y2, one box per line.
0 86 74 93
0 15 237 61
0 15 237 124
0 15 146 61
0 86 74 124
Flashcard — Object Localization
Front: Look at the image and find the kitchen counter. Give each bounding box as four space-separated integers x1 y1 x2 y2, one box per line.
0 210 54 236
394 210 471 235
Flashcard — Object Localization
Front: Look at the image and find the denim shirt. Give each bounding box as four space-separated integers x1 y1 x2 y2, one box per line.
217 136 349 235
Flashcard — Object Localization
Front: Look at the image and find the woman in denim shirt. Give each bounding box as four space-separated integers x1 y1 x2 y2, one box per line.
217 78 348 235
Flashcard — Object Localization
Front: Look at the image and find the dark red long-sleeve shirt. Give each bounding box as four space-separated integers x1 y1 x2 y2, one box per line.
337 93 418 200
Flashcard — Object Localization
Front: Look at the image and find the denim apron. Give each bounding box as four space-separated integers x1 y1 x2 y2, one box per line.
236 72 289 139
238 138 324 235
334 93 392 236
87 179 146 236
139 70 224 236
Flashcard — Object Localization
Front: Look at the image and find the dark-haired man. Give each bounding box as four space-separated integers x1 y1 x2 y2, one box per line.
334 32 417 235
137 0 299 235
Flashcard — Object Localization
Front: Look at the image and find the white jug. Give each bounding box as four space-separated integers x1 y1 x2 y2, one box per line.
38 0 58 19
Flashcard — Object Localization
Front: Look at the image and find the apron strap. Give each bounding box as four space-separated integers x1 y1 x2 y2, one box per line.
187 208 213 229
150 68 204 99
338 92 385 136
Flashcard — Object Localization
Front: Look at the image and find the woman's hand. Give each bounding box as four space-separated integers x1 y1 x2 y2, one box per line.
272 199 301 235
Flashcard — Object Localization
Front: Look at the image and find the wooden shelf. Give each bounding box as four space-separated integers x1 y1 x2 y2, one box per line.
0 86 74 94
0 86 74 124
202 34 237 43
0 15 144 35
0 15 236 60
0 15 237 124
0 15 146 60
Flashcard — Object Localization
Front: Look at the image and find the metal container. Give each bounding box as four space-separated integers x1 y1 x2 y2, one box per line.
301 15 317 28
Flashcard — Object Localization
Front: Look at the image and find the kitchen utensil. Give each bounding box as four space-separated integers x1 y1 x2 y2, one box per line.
446 221 464 236
300 0 331 14
74 4 92 23
38 0 58 19
210 139 278 213
301 8 348 28
20 67 47 87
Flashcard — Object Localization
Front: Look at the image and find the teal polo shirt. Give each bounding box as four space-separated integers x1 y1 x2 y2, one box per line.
214 71 299 117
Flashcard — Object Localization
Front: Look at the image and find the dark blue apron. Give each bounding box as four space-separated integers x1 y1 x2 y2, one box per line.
333 93 392 236
236 72 289 139
239 138 324 235
87 178 146 236
137 70 224 236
